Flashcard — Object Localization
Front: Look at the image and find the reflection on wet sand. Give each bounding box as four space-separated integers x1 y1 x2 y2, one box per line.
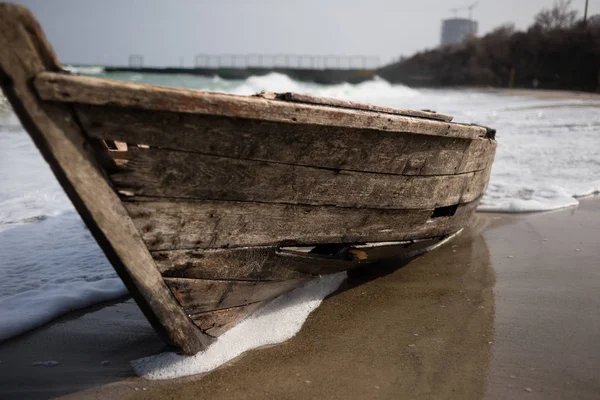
0 216 498 399
7 200 600 399
120 220 497 400
485 198 600 399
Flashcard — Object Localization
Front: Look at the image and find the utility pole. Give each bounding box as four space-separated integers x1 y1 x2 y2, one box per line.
584 0 589 23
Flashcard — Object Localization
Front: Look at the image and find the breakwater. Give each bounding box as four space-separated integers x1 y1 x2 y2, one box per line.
102 53 380 84
104 66 377 84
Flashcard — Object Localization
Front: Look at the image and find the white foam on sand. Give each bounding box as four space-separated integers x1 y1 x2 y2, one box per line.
131 273 347 380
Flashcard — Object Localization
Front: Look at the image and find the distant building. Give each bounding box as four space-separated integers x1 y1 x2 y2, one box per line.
440 18 478 46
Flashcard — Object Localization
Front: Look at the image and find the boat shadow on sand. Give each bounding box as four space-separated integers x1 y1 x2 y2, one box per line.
0 216 495 398
128 218 495 380
120 220 496 396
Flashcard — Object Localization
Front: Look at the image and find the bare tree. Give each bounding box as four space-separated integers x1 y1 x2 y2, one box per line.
534 0 578 31
489 23 516 38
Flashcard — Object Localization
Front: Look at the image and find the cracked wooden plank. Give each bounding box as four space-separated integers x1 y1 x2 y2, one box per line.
165 277 307 315
111 147 491 210
190 302 267 337
74 105 494 176
153 236 454 281
125 198 479 251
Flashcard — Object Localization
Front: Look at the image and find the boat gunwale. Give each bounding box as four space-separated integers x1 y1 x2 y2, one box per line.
33 71 493 141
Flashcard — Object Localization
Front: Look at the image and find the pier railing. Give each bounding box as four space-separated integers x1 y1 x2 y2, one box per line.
129 54 381 70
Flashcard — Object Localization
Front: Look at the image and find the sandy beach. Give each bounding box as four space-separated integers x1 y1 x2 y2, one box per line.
2 1 600 398
0 196 597 399
470 88 600 102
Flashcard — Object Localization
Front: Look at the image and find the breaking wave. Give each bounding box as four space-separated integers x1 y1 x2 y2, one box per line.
63 65 105 75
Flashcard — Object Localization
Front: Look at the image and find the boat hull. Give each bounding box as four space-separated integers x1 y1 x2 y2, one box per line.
0 4 496 354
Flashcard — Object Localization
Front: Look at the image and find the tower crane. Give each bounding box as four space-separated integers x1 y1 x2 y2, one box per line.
449 1 479 21
467 1 479 21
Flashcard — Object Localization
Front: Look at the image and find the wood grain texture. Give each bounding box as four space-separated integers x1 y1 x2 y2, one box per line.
125 198 479 250
34 72 489 140
75 105 495 176
0 4 211 354
112 147 491 209
190 302 267 336
271 91 453 121
153 237 451 281
165 277 306 315
154 247 356 281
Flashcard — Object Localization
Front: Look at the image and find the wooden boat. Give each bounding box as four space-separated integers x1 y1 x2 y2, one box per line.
0 4 496 354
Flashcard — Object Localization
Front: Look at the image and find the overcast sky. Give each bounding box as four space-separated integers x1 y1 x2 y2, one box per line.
14 0 600 67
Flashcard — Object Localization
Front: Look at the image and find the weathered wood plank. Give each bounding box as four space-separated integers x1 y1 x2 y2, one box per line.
152 237 452 281
154 247 355 281
75 105 495 176
269 91 453 121
34 72 489 140
112 147 490 209
459 139 495 173
0 4 211 354
165 277 306 315
190 302 267 337
125 198 479 250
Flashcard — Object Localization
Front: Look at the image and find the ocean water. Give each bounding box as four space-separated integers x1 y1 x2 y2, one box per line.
1 69 599 344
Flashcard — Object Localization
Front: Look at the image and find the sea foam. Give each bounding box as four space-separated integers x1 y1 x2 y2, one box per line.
131 273 346 380
63 65 105 75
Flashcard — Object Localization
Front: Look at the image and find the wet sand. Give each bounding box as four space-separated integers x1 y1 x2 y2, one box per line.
467 87 600 101
0 197 599 399
484 198 600 399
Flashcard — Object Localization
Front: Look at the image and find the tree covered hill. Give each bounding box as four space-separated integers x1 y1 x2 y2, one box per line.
379 1 600 92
